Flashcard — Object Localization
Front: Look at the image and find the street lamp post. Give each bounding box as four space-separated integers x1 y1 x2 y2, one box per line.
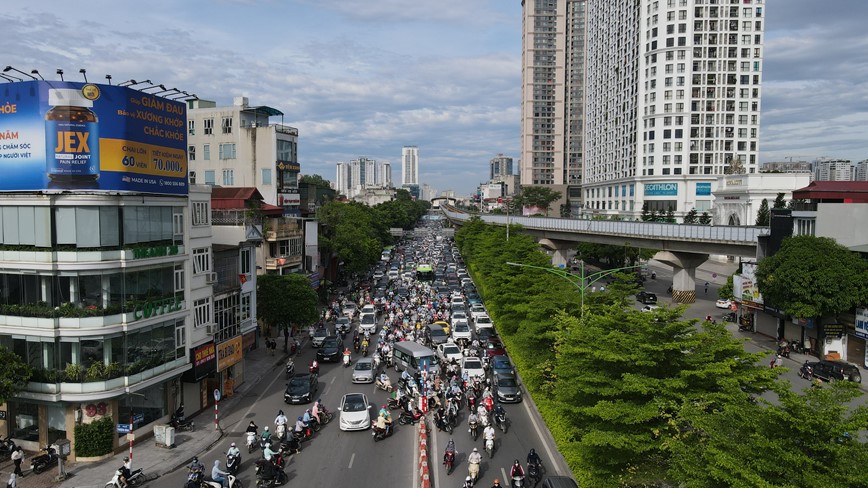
506 261 643 316
125 391 146 466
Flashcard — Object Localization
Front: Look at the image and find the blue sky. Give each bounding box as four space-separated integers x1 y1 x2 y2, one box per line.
2 0 866 195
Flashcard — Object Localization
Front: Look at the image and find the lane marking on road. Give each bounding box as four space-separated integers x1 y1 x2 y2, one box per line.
522 393 562 476
501 467 509 485
348 452 355 469
229 360 289 433
331 377 336 384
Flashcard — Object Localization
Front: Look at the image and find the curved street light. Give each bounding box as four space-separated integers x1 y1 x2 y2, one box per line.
506 261 643 317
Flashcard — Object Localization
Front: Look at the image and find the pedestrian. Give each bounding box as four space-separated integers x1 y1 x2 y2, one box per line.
10 447 22 476
704 282 709 295
775 355 783 368
6 473 17 488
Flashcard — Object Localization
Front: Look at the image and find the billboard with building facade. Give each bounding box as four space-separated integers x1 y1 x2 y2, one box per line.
0 80 187 194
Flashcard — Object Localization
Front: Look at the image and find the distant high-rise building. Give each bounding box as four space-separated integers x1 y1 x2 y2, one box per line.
490 154 514 180
521 0 766 217
402 146 419 185
519 0 585 209
856 160 868 182
364 158 379 187
335 162 350 195
814 159 852 181
382 161 392 187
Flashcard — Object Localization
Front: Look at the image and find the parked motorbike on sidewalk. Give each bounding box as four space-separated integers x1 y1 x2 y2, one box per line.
170 413 194 432
29 443 59 474
789 339 805 354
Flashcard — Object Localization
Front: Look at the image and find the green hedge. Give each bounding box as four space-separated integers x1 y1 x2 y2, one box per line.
74 416 115 457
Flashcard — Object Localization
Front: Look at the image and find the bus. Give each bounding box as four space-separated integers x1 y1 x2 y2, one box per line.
416 264 434 282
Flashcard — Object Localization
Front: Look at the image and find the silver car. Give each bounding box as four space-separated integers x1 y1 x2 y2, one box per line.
351 357 375 384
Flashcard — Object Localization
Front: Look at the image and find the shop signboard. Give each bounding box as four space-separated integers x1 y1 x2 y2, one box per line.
216 336 243 372
855 308 868 340
695 182 712 196
735 262 763 305
183 341 216 382
644 182 678 196
278 193 301 206
0 80 188 194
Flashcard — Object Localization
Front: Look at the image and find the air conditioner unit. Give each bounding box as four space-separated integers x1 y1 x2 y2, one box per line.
205 325 215 335
206 272 218 284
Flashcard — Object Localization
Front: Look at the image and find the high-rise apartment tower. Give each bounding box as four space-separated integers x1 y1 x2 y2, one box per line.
402 146 419 186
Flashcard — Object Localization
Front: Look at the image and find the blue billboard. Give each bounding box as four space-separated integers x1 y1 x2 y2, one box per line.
0 81 187 194
644 182 678 196
696 182 712 196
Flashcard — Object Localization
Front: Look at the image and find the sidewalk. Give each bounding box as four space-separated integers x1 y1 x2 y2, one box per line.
0 338 294 488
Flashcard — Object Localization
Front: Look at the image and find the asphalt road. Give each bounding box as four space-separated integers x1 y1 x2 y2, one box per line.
162 313 569 487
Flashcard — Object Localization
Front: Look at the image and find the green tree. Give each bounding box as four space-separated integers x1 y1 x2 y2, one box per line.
257 274 320 350
756 236 868 323
682 208 698 224
0 345 32 404
299 174 332 188
318 201 385 273
553 311 776 485
516 186 562 216
665 206 676 223
640 202 652 222
560 203 572 218
756 198 770 226
670 382 868 487
718 273 734 300
773 192 787 209
699 212 712 225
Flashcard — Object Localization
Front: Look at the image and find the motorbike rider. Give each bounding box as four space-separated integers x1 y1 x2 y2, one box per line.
246 420 259 434
468 447 482 481
175 403 186 422
294 416 306 436
343 347 352 361
494 403 507 425
374 412 392 437
434 407 446 432
263 441 279 462
227 442 241 467
443 438 456 465
274 410 288 428
483 424 496 445
527 448 541 468
462 475 474 488
260 426 272 446
303 409 313 428
378 372 391 390
188 456 205 484
510 459 525 486
310 359 319 373
312 398 324 424
491 479 504 488
211 460 229 488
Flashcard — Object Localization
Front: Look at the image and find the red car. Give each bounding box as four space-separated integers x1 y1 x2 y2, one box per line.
485 338 506 358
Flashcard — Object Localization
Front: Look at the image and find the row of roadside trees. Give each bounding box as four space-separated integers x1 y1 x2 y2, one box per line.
455 217 868 487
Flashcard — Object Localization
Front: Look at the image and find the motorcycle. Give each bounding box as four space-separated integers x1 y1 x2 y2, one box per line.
201 473 243 488
721 311 736 322
468 420 479 441
275 423 287 441
362 340 369 357
104 467 145 487
484 437 495 459
777 343 791 359
309 361 319 375
494 411 509 434
444 449 455 475
798 360 814 380
790 339 805 354
285 359 295 378
29 443 59 474
343 354 352 368
247 431 259 453
468 461 480 485
254 458 287 487
387 397 402 410
527 461 543 487
227 452 241 475
292 426 313 442
738 322 752 332
372 424 394 442
0 436 16 460
398 409 422 425
513 474 526 487
171 413 194 432
259 434 272 451
375 376 393 392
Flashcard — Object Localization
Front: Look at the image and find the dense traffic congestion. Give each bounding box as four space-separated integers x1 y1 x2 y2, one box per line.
176 215 574 488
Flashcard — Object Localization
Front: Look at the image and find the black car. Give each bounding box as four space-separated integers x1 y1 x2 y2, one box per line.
799 360 862 383
636 291 658 304
285 373 318 404
317 337 341 362
489 355 515 377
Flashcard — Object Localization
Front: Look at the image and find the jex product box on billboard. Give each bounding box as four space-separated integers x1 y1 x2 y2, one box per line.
0 80 188 195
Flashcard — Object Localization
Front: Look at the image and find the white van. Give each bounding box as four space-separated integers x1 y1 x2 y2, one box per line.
392 341 440 376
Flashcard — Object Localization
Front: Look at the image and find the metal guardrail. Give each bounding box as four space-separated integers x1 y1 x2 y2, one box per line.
442 207 768 244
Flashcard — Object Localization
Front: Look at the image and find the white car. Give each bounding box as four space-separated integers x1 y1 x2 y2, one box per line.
451 290 463 301
451 297 465 308
359 313 377 333
388 270 399 280
360 304 376 316
451 322 472 342
469 304 487 323
461 357 486 380
715 299 733 309
474 314 493 332
451 312 469 328
342 303 357 318
437 342 464 363
372 270 384 280
338 393 372 431
641 305 659 312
